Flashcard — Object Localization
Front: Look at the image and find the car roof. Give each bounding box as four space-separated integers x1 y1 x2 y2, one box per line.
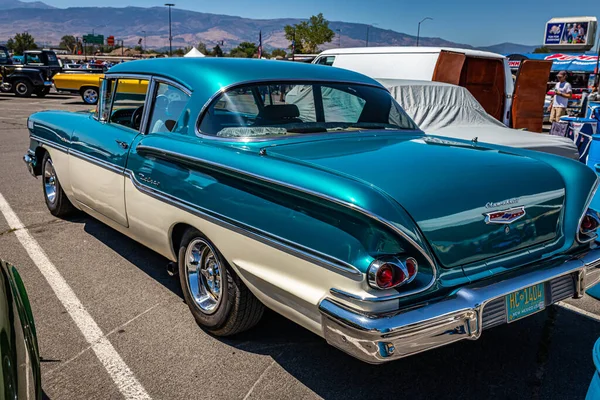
107 57 383 95
318 46 506 60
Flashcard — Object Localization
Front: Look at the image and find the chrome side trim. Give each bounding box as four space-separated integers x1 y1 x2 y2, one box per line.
577 177 600 244
31 134 125 175
69 148 125 175
125 170 362 279
30 135 70 154
134 145 437 296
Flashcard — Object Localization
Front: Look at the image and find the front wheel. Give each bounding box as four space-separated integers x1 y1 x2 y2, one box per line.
42 153 75 217
80 87 99 105
178 229 264 336
13 80 32 97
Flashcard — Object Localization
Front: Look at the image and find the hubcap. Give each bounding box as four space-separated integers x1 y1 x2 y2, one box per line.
44 159 57 204
83 89 98 104
15 83 27 95
184 239 223 314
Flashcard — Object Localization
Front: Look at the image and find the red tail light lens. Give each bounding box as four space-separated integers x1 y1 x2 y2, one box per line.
581 214 599 232
375 264 405 289
368 257 418 290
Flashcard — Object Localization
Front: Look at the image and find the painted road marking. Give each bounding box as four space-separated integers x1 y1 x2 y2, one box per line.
557 301 600 322
0 192 151 400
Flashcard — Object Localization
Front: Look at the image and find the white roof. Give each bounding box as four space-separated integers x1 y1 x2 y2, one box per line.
547 16 597 23
318 46 506 60
184 47 205 58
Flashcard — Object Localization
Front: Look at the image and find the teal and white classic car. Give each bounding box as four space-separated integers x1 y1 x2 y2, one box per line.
23 58 600 363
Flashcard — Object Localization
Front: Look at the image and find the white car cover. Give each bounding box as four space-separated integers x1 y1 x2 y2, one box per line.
379 79 579 160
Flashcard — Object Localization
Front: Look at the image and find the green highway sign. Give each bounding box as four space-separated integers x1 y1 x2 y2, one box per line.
82 34 104 44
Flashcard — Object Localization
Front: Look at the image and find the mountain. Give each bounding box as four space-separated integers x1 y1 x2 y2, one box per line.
476 42 538 55
0 0 54 10
0 5 535 54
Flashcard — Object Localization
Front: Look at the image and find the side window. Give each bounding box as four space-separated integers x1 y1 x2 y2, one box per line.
320 86 366 123
316 56 335 66
148 82 190 134
108 78 149 131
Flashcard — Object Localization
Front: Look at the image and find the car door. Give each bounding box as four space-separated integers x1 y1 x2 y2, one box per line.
69 76 150 227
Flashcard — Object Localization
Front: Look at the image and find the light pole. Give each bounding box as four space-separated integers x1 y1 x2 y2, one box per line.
141 30 146 53
165 3 175 56
417 17 433 47
366 24 378 47
336 29 341 48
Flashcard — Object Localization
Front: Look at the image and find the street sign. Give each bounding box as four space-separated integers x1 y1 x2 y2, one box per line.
107 36 115 46
82 34 104 45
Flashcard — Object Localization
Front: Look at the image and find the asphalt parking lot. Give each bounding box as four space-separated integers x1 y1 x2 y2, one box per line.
1 92 600 400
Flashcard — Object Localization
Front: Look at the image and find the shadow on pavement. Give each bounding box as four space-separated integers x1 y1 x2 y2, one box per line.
76 213 599 399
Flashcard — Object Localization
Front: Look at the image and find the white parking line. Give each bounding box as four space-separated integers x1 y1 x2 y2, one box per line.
557 301 600 322
0 193 151 400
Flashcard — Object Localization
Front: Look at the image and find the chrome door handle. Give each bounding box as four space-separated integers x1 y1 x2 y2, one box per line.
115 140 129 150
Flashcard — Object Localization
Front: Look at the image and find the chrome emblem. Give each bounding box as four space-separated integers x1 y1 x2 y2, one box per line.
138 173 160 187
484 207 526 225
485 198 519 209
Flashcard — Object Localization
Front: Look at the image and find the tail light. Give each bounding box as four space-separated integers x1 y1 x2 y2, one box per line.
579 209 600 243
367 257 418 290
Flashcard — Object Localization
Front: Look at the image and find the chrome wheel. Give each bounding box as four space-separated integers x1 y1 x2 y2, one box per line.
184 239 224 314
43 159 57 205
83 88 98 104
15 82 29 95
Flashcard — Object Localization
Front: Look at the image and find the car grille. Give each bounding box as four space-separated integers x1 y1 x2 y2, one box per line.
481 274 575 330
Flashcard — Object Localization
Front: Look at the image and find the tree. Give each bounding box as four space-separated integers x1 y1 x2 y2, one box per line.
197 41 208 55
229 41 257 58
134 45 143 53
271 48 287 58
284 13 335 54
8 32 38 55
213 44 223 57
60 35 77 54
533 46 551 53
6 38 15 53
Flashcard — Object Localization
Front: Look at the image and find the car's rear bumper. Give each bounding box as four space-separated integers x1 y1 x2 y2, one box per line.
319 247 600 364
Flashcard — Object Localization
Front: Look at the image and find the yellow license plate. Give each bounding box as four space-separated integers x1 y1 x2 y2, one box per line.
506 283 545 323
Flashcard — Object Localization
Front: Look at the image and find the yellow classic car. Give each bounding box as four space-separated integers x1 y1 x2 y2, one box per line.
52 73 147 105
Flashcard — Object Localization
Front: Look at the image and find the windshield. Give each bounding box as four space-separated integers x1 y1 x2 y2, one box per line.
198 82 418 139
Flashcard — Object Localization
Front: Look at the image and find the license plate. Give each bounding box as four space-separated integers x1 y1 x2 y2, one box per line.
505 283 545 323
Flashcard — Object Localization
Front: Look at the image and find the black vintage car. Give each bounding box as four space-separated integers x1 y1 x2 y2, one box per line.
0 49 61 97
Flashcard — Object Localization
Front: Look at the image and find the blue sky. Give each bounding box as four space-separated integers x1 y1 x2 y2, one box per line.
27 0 600 46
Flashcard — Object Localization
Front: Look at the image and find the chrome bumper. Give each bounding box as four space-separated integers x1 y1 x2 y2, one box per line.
319 248 600 364
23 152 37 177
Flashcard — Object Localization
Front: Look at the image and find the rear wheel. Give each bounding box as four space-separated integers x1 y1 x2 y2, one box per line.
178 229 264 336
80 87 99 105
13 80 32 97
42 153 75 217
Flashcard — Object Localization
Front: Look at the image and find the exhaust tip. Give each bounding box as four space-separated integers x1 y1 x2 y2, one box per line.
166 261 178 277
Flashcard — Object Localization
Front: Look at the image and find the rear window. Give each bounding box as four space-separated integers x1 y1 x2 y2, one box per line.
198 81 418 139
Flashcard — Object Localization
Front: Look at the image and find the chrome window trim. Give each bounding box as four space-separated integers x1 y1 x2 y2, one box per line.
151 76 192 97
103 74 152 135
577 177 600 243
125 169 362 278
135 145 438 293
143 76 192 135
194 79 403 142
140 79 157 134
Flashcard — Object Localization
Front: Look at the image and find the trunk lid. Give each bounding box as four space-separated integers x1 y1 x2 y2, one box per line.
265 134 565 269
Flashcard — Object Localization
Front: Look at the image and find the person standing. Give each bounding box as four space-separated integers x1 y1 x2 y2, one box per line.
548 71 572 123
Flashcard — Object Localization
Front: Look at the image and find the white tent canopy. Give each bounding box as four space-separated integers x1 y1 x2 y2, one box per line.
184 47 205 58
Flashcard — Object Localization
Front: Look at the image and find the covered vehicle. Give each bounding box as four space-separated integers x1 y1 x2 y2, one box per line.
381 79 579 160
23 58 600 364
